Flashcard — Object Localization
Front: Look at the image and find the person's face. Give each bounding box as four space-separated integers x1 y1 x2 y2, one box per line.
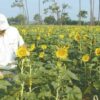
0 30 5 35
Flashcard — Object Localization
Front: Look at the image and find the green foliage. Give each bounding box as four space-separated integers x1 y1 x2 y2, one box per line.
78 10 88 19
8 14 26 25
34 14 42 24
44 16 56 24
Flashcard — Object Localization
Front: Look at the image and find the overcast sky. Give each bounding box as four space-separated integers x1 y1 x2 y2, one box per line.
0 0 99 21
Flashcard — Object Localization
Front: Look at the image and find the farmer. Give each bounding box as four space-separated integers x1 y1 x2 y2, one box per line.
0 13 24 77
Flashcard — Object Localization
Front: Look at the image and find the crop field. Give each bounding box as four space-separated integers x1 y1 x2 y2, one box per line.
0 25 100 100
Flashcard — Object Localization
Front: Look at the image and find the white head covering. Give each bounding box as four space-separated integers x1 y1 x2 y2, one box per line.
0 13 9 30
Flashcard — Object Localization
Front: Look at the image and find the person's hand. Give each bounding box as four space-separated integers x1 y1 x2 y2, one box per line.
0 71 4 79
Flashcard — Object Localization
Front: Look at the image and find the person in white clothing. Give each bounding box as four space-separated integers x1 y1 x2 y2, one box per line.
0 13 24 77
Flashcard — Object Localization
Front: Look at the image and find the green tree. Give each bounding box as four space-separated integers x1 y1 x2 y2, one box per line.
48 2 60 22
78 10 88 23
11 0 29 24
43 0 69 25
38 0 41 23
8 17 16 24
43 1 59 22
58 12 70 25
11 0 25 17
98 0 100 24
34 14 42 24
8 14 26 24
15 14 26 24
44 16 56 24
78 0 81 25
60 4 70 24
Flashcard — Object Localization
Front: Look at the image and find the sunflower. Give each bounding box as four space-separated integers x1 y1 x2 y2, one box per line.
59 34 64 39
41 45 47 50
74 33 81 41
39 52 45 58
16 46 30 58
37 36 41 40
95 48 100 56
21 29 26 35
82 54 90 62
29 44 35 51
56 47 68 59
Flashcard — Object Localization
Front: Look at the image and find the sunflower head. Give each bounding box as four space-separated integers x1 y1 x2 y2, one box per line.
95 48 100 56
16 46 30 58
29 44 35 51
39 52 45 58
82 54 90 62
59 34 64 39
74 33 81 42
37 35 41 40
41 45 47 50
56 47 68 60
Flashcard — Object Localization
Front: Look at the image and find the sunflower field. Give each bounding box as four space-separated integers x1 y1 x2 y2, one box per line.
0 25 100 100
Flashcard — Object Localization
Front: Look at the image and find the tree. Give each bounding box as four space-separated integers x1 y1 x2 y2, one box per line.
98 0 100 24
44 16 56 24
59 13 70 25
8 17 16 24
78 11 87 18
8 14 26 24
43 0 49 4
43 0 59 22
11 0 29 24
48 2 60 21
15 14 26 24
43 0 69 25
92 0 95 24
78 10 88 23
34 14 42 24
39 0 40 17
78 0 81 25
11 0 24 14
90 0 94 25
24 0 29 24
60 4 69 24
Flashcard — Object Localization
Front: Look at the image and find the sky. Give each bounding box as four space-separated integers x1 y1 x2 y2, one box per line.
0 0 99 21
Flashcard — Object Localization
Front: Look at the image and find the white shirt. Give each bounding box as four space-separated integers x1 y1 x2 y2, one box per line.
0 26 24 70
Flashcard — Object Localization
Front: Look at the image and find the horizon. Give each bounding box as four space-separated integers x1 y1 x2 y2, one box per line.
0 0 99 21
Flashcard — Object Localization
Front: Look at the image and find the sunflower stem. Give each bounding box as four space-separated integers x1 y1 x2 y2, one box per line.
29 64 32 93
20 59 25 99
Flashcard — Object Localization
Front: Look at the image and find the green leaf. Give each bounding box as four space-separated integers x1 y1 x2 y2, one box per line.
93 81 100 90
83 85 93 95
67 70 79 80
92 57 98 62
66 85 82 100
0 80 11 91
24 92 37 100
0 80 11 86
0 95 16 100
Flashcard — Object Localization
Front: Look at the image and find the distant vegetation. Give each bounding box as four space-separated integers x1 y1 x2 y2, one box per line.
9 0 100 25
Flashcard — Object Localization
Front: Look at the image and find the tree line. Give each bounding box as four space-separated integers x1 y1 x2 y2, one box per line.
8 0 100 25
